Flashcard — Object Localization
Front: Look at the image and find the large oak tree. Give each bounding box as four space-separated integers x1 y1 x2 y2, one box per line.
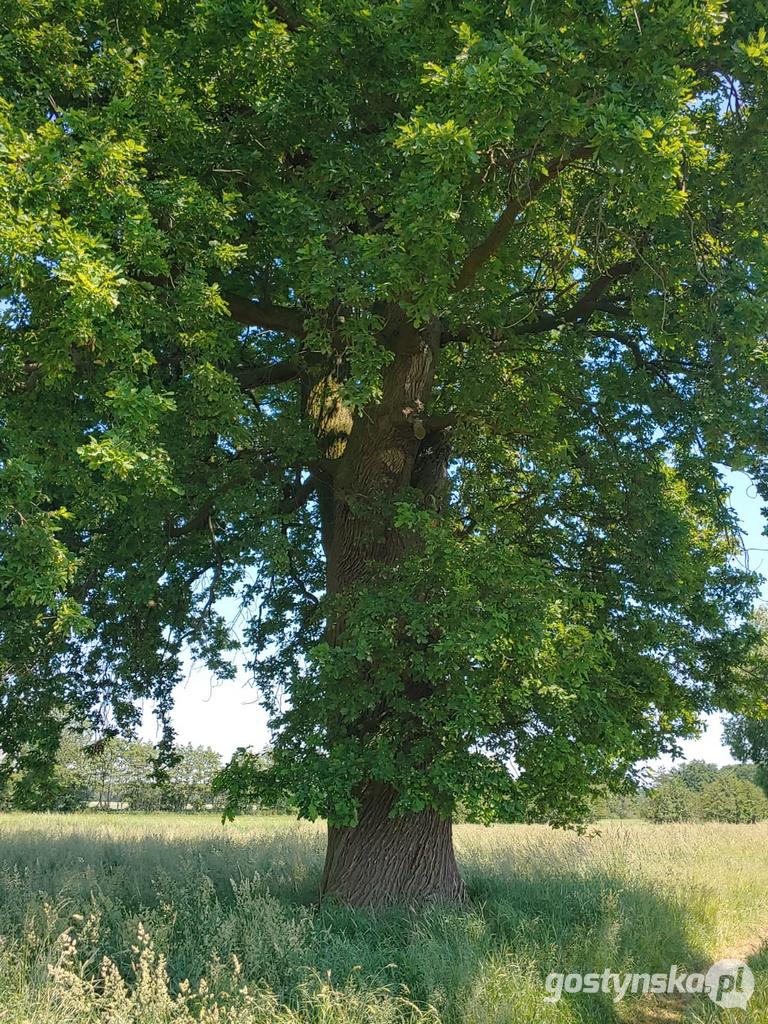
2 0 768 904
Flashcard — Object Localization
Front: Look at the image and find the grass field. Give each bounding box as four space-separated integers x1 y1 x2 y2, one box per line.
0 814 766 1023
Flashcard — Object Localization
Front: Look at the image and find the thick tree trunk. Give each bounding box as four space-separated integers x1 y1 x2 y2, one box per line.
320 782 466 906
313 318 466 906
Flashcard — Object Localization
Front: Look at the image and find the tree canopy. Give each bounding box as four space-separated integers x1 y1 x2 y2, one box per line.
655 759 720 792
3 0 768 901
646 778 697 822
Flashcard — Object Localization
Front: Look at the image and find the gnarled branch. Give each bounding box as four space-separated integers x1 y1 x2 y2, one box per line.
167 451 318 539
278 474 318 515
234 359 303 390
266 1 305 31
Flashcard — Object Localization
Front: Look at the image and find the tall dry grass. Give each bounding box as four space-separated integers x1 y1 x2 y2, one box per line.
0 814 765 1023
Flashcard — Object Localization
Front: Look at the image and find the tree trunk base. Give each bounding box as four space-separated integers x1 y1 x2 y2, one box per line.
320 783 466 907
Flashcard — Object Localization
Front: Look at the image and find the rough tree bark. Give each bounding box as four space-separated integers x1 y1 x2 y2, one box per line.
313 317 467 905
321 782 466 906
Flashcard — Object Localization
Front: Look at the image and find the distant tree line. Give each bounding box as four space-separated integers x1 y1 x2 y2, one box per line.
0 732 285 814
591 667 768 825
6 729 768 826
645 761 768 823
591 760 768 824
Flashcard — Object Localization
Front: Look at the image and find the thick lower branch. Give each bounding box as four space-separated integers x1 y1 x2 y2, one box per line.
234 359 303 390
225 296 307 335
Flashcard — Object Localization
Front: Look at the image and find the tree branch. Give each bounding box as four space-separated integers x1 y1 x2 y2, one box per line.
424 412 458 432
134 269 307 336
168 450 275 538
225 295 307 336
266 1 305 31
453 145 595 292
510 258 639 335
167 454 318 539
234 359 303 390
278 475 317 515
590 330 712 379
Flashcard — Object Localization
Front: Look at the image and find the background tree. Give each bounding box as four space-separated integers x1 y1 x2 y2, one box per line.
0 732 223 811
723 716 768 793
645 779 697 824
162 744 223 811
3 1 768 903
657 760 720 793
723 608 768 793
589 787 648 821
3 730 90 811
719 761 762 785
697 775 768 823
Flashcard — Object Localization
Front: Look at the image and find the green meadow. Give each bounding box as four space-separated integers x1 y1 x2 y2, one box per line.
0 814 766 1023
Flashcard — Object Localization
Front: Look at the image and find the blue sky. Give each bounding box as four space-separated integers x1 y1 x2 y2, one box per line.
146 470 768 769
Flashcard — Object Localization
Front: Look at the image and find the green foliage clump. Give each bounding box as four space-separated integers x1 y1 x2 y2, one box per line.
643 760 768 823
588 789 648 821
645 779 696 824
658 760 720 793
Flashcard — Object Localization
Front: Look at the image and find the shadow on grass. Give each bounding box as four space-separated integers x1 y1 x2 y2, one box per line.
0 821 712 1024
